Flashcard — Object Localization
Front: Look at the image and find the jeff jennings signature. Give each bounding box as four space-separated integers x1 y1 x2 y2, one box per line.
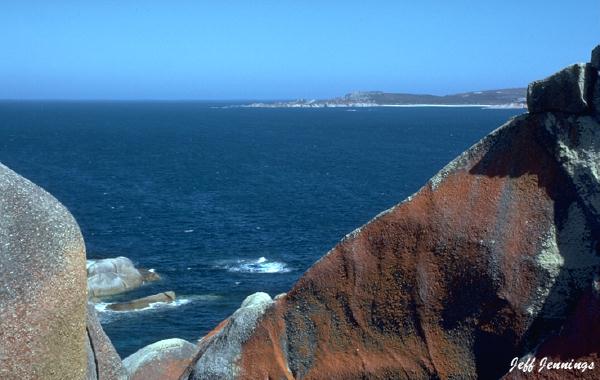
510 356 595 374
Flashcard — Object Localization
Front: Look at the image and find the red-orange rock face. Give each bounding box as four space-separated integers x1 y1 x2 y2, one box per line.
225 114 599 380
187 50 600 380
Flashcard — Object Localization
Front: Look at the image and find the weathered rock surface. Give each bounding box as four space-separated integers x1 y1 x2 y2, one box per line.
86 303 128 380
87 256 158 298
190 292 274 379
107 291 176 311
527 63 594 114
184 48 600 379
123 338 196 380
0 163 88 379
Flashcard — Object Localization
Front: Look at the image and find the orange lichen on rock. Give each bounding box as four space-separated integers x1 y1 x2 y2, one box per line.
186 46 600 380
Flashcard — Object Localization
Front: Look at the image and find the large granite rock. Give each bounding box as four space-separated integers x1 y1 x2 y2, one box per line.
527 63 594 114
123 338 197 380
86 303 128 380
107 291 176 311
0 163 88 379
183 48 600 379
87 256 145 298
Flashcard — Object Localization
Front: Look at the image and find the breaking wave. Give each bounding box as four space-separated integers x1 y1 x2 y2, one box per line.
95 298 191 314
220 257 291 274
93 294 222 323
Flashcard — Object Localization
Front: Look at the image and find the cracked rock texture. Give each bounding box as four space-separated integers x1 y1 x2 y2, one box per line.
86 303 128 380
183 46 600 379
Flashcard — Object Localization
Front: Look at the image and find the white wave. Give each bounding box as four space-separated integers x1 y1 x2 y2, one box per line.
94 298 190 317
94 302 111 313
93 294 221 317
222 257 291 274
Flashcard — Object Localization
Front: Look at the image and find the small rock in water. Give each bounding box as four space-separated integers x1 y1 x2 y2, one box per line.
87 257 160 298
107 291 176 312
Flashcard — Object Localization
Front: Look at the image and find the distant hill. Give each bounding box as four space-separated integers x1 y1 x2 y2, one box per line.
246 88 527 108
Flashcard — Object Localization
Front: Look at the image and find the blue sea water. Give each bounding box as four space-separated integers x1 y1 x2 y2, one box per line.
0 102 524 357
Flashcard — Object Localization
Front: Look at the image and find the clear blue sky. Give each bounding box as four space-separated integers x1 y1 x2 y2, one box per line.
1 1 598 100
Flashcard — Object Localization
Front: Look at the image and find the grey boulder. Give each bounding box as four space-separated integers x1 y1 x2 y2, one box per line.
123 338 197 380
87 256 144 297
527 63 594 114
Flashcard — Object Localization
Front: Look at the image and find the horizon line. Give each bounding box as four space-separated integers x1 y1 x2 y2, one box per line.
0 85 531 103
0 86 528 103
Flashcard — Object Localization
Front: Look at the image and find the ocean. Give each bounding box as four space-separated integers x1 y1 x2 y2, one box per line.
0 102 524 357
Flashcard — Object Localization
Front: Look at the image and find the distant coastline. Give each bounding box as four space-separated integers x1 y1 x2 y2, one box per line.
239 88 527 109
240 103 526 109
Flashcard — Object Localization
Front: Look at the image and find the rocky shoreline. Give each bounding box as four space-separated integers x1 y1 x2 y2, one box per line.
1 45 600 379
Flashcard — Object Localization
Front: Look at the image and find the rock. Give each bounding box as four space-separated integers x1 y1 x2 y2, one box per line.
107 291 176 311
592 45 600 69
190 292 273 379
527 63 593 114
0 163 88 379
123 338 197 380
140 268 161 282
86 303 128 379
87 256 144 297
501 283 600 380
541 114 600 219
184 48 600 379
591 45 600 114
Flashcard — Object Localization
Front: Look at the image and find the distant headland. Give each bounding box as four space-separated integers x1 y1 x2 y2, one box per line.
243 88 527 109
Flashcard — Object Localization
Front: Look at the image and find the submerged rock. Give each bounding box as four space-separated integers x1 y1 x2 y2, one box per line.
182 47 600 379
140 268 161 282
123 338 197 380
87 256 159 298
527 63 594 114
107 291 176 311
0 163 88 379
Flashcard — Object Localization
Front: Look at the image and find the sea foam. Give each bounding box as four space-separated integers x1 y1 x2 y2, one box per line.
222 256 291 274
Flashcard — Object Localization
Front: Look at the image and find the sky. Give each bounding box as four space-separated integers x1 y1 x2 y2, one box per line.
1 1 599 100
